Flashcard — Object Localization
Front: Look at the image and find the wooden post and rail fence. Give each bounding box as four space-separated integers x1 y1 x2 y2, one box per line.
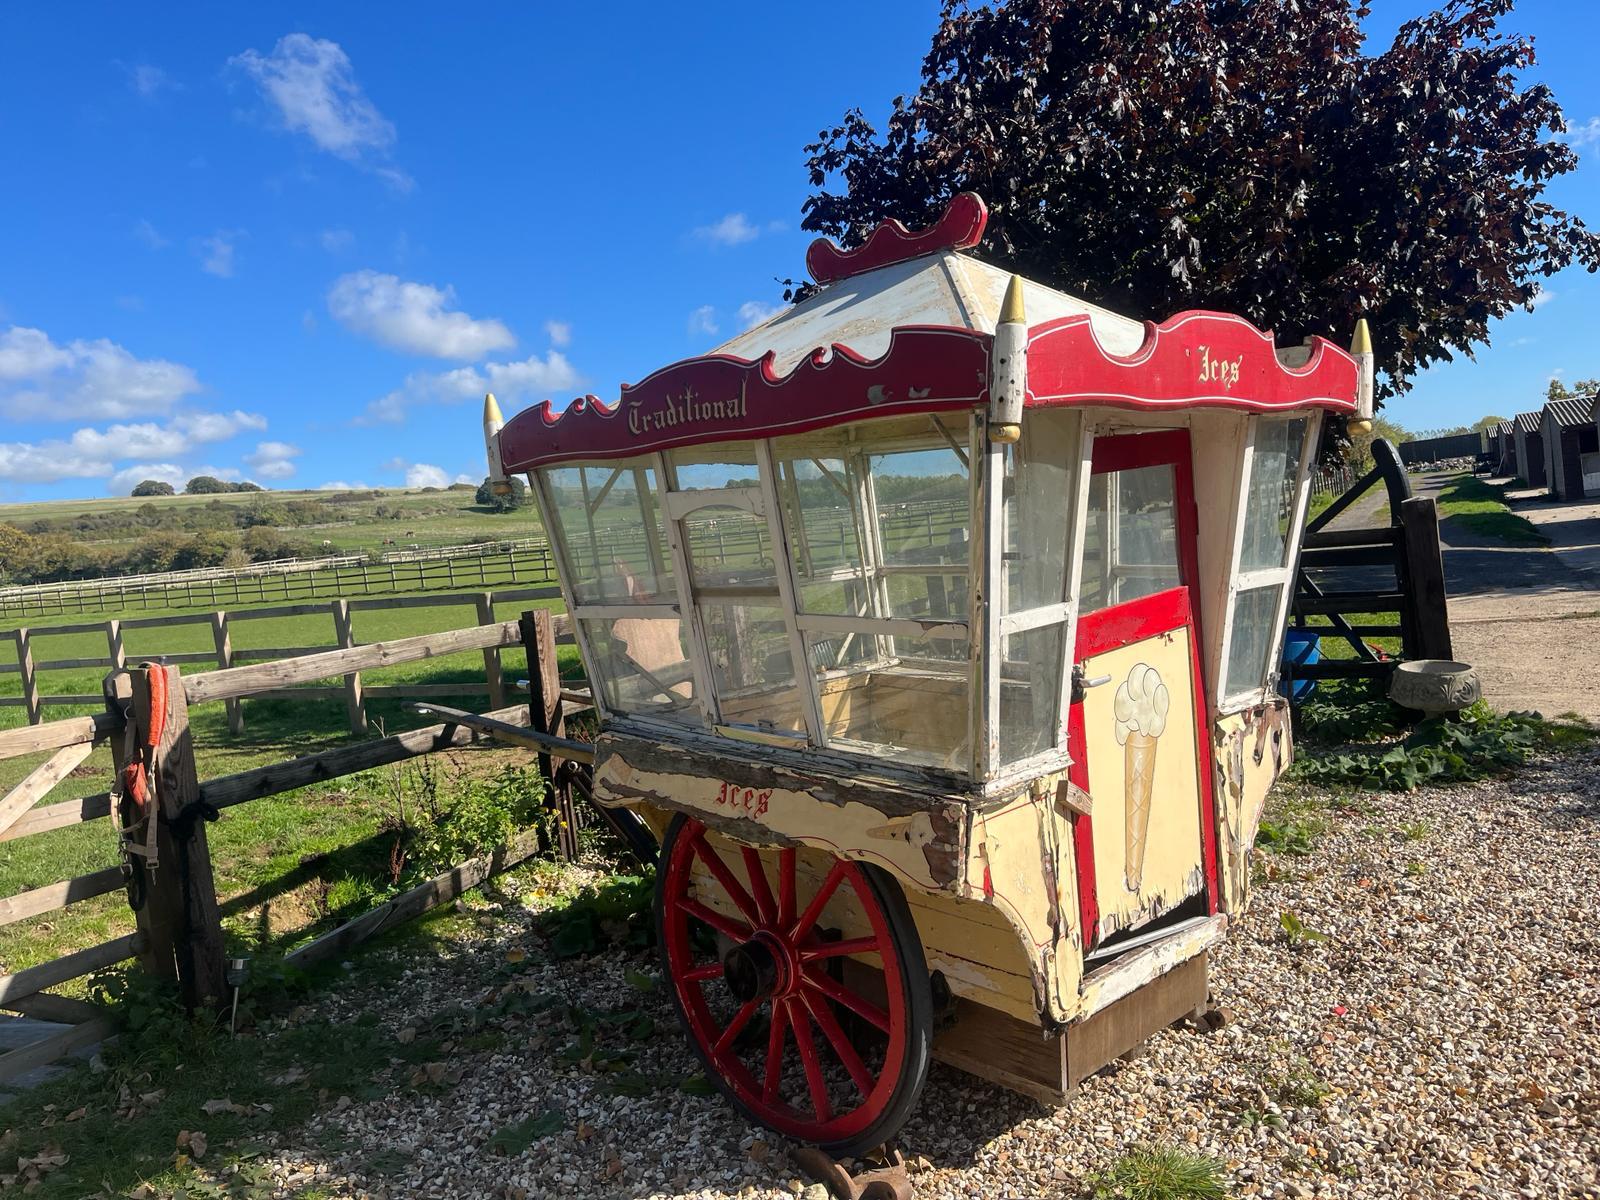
0 610 602 1085
1 584 575 731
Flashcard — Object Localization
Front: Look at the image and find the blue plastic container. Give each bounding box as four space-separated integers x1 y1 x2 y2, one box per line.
1282 629 1320 702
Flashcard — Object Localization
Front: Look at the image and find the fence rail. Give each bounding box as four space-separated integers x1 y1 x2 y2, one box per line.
2 585 573 729
0 610 599 1083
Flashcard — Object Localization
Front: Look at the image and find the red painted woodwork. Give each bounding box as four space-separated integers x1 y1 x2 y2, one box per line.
1067 431 1221 948
1027 311 1358 415
497 326 990 472
805 191 988 284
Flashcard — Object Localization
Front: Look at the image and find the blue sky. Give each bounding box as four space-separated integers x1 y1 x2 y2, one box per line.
1 2 1596 501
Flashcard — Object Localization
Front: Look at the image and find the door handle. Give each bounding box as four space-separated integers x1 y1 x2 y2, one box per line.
1071 665 1112 704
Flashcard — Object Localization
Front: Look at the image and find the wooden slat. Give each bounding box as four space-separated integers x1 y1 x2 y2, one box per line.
1294 592 1406 614
363 683 491 698
0 933 142 1004
347 592 483 611
228 686 344 702
0 742 95 838
37 694 111 707
32 657 114 671
0 1016 117 1084
0 712 119 761
1301 525 1400 549
284 827 544 970
226 602 340 620
408 702 596 764
198 703 531 810
3 993 104 1023
182 620 523 704
0 792 112 843
18 618 115 636
117 612 217 630
228 646 334 661
0 866 124 927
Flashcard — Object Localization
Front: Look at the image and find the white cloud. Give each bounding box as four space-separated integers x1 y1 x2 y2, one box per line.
320 228 354 253
230 34 411 188
544 319 571 347
133 218 169 250
246 440 302 480
0 410 268 487
694 213 758 246
1530 287 1556 309
125 63 176 98
317 479 372 491
688 305 720 337
0 325 203 420
1561 116 1600 149
107 462 187 495
356 350 581 425
0 441 112 484
328 270 515 359
737 300 783 330
197 230 244 278
400 461 472 489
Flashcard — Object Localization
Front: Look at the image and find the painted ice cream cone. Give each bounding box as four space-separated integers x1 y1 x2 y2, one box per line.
1113 663 1171 894
1124 731 1158 891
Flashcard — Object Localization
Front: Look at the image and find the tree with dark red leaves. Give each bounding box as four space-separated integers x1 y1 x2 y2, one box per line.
801 0 1597 398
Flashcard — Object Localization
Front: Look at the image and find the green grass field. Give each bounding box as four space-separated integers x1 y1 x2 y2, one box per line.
0 591 585 983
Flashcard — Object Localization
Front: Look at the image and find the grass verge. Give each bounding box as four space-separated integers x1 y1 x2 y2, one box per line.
1434 474 1548 546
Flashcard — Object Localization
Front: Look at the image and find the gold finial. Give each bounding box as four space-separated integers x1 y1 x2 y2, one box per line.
999 275 1026 326
1350 319 1373 357
483 392 504 425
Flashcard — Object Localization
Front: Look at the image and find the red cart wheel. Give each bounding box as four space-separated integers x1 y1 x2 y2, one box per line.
656 814 932 1155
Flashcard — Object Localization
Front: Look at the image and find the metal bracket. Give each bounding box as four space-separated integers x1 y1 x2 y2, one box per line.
791 1146 915 1200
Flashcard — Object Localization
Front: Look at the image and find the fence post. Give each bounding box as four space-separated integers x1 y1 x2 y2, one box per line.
210 610 243 735
477 592 505 709
521 609 577 860
331 598 367 735
104 670 181 985
105 618 126 670
1399 496 1453 661
135 664 227 1010
16 627 41 725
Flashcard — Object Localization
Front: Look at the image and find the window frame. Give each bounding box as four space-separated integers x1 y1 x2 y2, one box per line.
1214 413 1321 712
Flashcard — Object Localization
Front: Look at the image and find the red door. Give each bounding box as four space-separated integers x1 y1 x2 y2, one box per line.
1067 430 1218 951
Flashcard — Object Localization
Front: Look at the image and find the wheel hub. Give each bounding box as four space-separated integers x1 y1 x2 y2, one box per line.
723 932 792 1002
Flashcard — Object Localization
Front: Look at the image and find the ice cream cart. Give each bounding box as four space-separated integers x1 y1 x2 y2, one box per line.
487 192 1368 1154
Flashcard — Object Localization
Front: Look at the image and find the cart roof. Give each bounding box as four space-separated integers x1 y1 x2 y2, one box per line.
498 194 1358 472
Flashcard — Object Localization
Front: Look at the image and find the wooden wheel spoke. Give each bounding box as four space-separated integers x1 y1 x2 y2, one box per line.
790 861 848 943
804 967 890 1033
692 835 761 924
715 997 762 1056
790 1001 834 1122
742 847 778 925
683 961 724 983
799 936 880 962
763 998 790 1104
676 896 751 942
778 847 797 930
801 988 875 1099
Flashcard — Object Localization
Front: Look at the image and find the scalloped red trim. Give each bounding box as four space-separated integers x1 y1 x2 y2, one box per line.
496 326 991 472
806 192 988 284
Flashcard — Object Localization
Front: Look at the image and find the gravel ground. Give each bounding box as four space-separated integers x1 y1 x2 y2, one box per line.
217 749 1598 1200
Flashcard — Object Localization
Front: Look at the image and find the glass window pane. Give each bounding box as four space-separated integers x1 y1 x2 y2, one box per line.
1001 410 1080 614
771 414 973 619
698 602 804 733
682 504 777 590
581 615 699 721
540 461 674 604
808 634 970 770
1081 464 1181 612
1239 418 1309 572
999 621 1068 764
1224 585 1284 699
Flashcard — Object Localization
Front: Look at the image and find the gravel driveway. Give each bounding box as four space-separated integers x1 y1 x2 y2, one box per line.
230 750 1599 1200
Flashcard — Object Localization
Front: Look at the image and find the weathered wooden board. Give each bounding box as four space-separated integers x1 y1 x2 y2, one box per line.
0 742 94 838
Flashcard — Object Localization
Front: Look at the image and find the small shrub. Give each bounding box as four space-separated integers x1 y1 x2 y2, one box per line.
1089 1145 1227 1200
1278 909 1330 946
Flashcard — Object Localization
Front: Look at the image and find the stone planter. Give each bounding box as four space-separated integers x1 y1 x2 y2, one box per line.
1388 660 1481 718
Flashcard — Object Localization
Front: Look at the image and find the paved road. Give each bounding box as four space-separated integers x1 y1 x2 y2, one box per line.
1411 472 1600 721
